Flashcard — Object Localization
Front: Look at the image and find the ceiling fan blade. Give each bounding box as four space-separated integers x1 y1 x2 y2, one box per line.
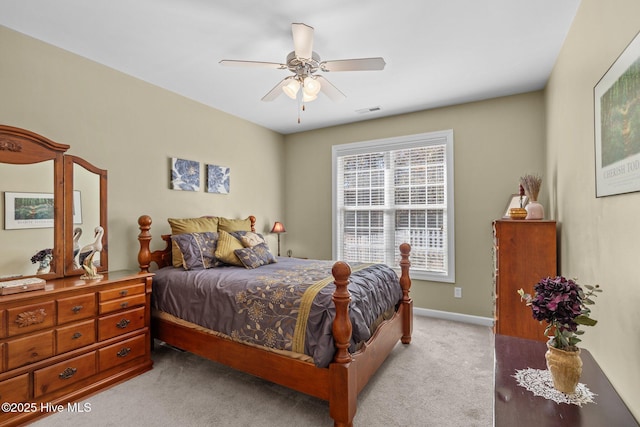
261 78 289 102
321 57 386 72
292 23 314 59
316 76 346 102
219 60 286 69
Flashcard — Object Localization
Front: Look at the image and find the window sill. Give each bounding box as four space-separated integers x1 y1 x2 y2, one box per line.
394 268 454 283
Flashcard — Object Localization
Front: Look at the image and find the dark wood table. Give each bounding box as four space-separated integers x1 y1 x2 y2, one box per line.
495 334 638 427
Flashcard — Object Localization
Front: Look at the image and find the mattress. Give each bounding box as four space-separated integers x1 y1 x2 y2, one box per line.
151 256 402 367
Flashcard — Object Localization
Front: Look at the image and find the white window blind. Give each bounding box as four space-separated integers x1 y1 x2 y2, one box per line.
332 130 455 282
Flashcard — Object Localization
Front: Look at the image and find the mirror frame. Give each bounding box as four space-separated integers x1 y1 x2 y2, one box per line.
0 125 69 281
64 155 108 276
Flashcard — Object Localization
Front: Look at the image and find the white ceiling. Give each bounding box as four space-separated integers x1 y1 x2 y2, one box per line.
0 0 581 135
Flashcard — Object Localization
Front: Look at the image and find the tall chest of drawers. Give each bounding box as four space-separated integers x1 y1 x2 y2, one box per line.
492 220 557 341
0 271 153 426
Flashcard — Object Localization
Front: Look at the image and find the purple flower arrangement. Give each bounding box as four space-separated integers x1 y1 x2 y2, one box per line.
518 276 602 350
31 248 53 264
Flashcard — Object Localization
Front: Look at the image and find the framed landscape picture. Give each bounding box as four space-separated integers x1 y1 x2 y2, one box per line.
594 31 640 197
4 192 54 229
4 191 83 229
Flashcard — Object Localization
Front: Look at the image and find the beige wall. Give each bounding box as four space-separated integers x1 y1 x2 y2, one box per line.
283 92 546 317
545 0 640 418
0 26 285 270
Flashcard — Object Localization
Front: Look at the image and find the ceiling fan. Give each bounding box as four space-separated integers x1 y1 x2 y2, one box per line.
219 23 386 109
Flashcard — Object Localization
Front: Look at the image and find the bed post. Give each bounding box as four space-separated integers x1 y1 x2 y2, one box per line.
399 243 413 344
329 261 356 427
138 215 152 273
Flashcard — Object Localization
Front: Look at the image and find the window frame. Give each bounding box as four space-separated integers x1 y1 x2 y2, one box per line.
332 130 455 283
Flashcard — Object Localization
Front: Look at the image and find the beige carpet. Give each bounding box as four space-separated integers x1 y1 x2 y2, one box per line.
31 316 494 426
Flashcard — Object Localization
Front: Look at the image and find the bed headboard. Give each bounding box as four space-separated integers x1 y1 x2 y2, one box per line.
137 215 256 272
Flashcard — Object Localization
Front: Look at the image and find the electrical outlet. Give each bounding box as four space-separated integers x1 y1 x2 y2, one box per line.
454 287 462 298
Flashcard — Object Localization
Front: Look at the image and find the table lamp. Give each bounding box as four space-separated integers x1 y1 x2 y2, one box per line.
270 221 286 256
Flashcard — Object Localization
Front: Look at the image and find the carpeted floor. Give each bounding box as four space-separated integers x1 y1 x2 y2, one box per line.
31 316 494 426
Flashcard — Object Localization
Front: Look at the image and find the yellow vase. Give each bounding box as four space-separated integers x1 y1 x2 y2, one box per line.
545 342 582 394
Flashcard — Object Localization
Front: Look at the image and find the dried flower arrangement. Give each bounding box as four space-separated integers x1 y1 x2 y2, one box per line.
520 174 542 201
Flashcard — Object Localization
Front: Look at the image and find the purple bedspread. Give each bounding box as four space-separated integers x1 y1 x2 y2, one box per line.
151 257 402 367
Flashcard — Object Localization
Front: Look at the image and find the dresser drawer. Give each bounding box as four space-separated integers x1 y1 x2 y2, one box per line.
99 282 145 302
56 319 96 354
98 307 145 341
33 351 96 398
98 334 146 372
57 293 97 324
6 330 54 370
7 301 55 336
99 293 146 315
0 373 29 403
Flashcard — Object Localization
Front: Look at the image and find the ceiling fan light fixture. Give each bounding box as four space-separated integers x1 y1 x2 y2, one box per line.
302 91 318 102
303 76 321 96
282 78 300 99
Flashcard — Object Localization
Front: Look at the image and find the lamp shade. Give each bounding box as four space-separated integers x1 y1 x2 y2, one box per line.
302 92 318 102
282 78 300 99
271 221 286 233
303 76 321 95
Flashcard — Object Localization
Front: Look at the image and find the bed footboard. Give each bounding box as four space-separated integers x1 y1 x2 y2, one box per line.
328 243 411 427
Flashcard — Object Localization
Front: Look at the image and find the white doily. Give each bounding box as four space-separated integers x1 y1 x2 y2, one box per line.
513 368 596 406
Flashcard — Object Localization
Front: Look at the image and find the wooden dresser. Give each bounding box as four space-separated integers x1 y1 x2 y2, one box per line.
0 271 153 426
493 220 557 341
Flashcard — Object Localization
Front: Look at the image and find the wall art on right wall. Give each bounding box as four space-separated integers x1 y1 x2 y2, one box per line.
594 30 640 197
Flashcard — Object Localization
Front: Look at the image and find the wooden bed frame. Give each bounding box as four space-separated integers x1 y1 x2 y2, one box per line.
136 215 413 427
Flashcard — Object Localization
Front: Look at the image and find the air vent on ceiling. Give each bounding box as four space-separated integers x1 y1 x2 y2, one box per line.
355 106 382 114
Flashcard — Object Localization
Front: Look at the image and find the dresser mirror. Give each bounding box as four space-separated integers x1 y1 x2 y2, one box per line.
0 125 107 282
64 155 108 276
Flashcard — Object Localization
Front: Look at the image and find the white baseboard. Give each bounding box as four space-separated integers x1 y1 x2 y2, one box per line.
414 307 494 327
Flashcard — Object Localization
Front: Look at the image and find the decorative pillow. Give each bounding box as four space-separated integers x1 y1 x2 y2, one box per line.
218 216 252 233
171 232 219 270
234 243 277 269
214 230 245 266
231 231 265 248
168 217 219 267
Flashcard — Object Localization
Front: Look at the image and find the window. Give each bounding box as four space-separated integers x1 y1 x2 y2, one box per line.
332 130 455 282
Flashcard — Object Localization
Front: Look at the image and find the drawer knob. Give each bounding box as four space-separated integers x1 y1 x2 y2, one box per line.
117 347 131 358
116 318 131 329
120 302 129 309
72 332 83 340
72 305 83 314
119 290 128 297
59 367 77 380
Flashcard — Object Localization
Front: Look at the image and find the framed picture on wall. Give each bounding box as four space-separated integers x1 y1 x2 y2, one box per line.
4 192 54 229
4 190 83 229
170 158 200 191
73 190 83 224
206 164 230 194
594 30 640 197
